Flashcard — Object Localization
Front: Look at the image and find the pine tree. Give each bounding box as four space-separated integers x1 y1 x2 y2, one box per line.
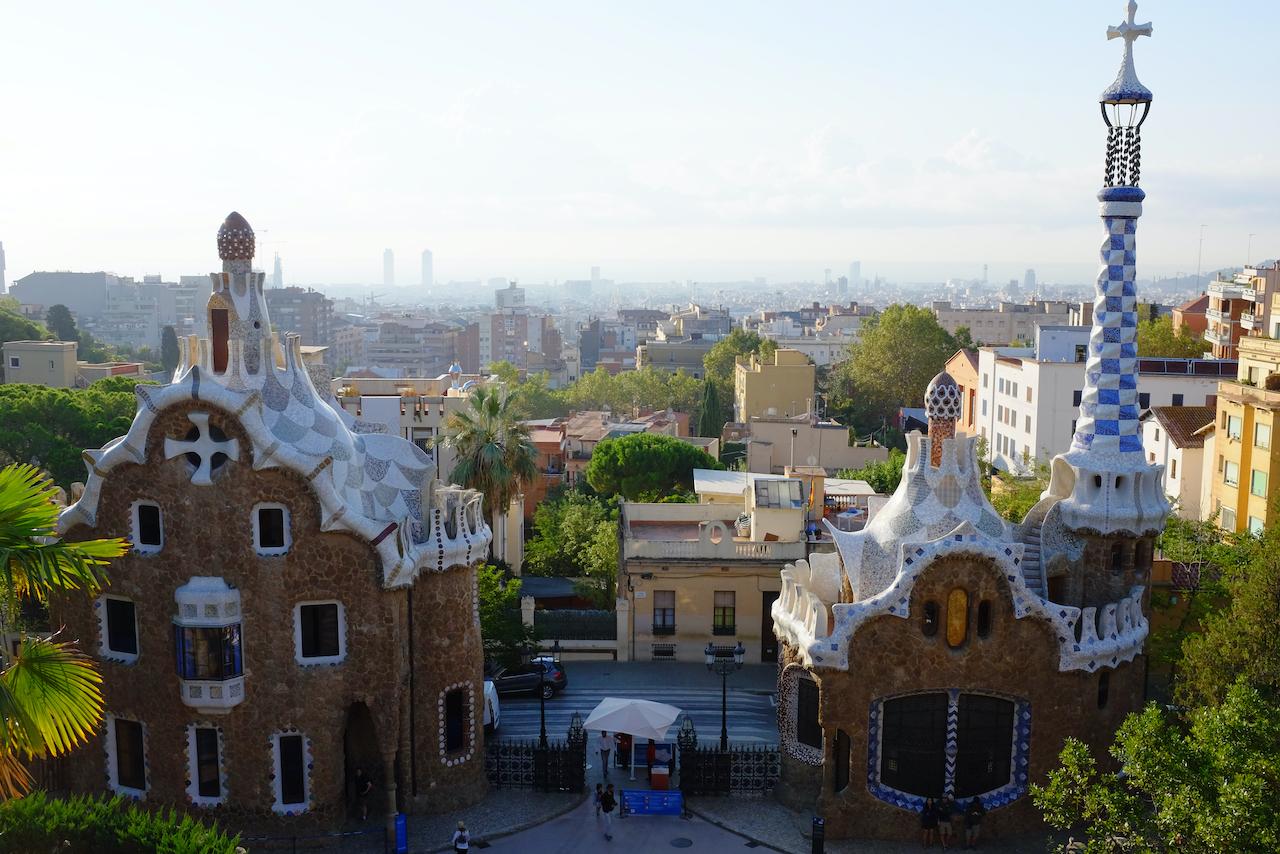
697 379 723 438
160 326 180 375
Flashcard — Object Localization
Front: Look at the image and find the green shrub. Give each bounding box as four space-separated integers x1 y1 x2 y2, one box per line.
0 792 240 854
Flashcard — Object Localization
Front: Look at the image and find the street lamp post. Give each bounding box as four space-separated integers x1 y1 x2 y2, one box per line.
704 641 745 750
533 639 562 749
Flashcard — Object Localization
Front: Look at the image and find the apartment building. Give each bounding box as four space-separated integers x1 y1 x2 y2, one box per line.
944 349 981 436
976 326 1233 473
2 339 144 387
733 348 816 422
1204 263 1280 358
1140 406 1214 521
724 416 888 474
636 338 713 377
263 286 334 350
618 475 808 663
931 299 1075 345
1209 334 1280 533
363 318 458 377
1171 294 1208 340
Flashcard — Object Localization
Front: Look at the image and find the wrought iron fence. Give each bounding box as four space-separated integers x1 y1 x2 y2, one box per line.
676 718 779 797
534 608 616 640
485 712 587 793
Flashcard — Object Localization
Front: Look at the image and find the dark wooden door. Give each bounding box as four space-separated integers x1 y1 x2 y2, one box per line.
761 591 780 662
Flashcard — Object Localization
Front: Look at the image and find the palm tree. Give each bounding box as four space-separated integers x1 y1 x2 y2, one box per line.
0 464 127 799
435 387 538 534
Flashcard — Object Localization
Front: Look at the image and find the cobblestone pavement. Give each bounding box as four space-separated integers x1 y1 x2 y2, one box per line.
689 797 1066 854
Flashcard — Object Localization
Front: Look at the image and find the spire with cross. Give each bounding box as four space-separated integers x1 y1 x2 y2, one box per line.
1048 0 1167 536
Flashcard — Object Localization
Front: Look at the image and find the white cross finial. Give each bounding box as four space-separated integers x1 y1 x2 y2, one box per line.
1107 1 1152 51
164 411 240 485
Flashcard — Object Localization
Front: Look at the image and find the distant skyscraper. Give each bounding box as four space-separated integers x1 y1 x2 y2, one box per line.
1024 268 1037 291
824 268 832 284
422 249 434 288
272 252 283 289
848 261 861 286
591 265 600 286
0 241 6 294
383 249 395 288
982 263 989 284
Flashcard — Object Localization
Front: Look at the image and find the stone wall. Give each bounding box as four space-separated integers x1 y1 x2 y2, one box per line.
54 400 486 829
776 553 1144 841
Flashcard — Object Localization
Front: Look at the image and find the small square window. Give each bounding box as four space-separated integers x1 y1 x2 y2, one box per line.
295 601 346 664
253 504 290 555
133 502 163 552
1138 392 1151 409
1171 393 1184 406
1073 389 1082 407
8 356 19 368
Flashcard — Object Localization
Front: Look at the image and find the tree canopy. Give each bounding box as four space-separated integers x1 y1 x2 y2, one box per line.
836 449 905 495
523 490 619 606
1033 680 1280 852
585 432 722 501
435 387 537 524
44 305 78 344
0 300 48 357
160 326 181 375
476 564 537 668
1136 315 1207 359
0 378 152 490
830 304 956 434
697 379 722 439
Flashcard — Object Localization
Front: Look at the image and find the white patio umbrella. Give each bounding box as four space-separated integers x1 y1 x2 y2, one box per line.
584 697 682 781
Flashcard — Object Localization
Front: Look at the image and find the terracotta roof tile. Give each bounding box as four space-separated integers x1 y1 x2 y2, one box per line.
1147 405 1215 449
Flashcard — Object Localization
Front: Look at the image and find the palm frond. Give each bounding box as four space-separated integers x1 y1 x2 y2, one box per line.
1 635 104 761
0 464 126 602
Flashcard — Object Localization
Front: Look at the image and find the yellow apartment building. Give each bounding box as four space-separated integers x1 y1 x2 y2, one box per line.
733 348 816 422
1210 334 1280 533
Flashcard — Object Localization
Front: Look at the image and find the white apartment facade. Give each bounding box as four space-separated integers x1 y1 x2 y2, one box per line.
976 326 1234 473
1140 406 1215 521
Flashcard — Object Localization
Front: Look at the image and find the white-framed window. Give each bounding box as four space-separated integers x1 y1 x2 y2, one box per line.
7 356 18 368
293 601 346 665
105 714 148 798
1248 515 1265 536
252 503 291 555
131 500 163 554
97 595 139 664
1224 460 1240 487
1255 423 1271 450
270 731 311 814
186 723 226 806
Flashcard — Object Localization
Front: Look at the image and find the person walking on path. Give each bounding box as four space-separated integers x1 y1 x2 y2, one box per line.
920 798 939 848
597 731 613 780
964 798 986 849
937 795 956 849
594 783 603 817
452 820 471 853
600 783 617 841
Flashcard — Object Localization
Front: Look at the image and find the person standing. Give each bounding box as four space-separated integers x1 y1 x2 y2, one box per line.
964 798 986 849
352 767 374 821
920 798 939 848
936 795 956 849
452 820 470 853
600 783 617 841
597 731 613 780
594 783 603 817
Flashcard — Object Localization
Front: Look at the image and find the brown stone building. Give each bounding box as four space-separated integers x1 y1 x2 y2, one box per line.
53 213 493 836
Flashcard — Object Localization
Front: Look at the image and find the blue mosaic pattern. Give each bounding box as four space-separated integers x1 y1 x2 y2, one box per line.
866 691 1032 813
1070 206 1144 458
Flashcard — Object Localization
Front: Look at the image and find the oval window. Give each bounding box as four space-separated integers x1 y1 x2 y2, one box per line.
946 589 969 648
922 602 939 637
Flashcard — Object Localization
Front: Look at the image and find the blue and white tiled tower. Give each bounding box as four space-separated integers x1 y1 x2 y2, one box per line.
1048 1 1169 536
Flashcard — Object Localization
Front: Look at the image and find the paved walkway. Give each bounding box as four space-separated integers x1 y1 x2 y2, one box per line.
473 792 765 853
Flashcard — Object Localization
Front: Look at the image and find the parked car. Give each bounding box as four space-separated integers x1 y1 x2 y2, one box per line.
483 680 500 734
488 659 568 699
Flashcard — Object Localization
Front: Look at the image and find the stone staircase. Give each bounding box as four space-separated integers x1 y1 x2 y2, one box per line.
1017 499 1055 599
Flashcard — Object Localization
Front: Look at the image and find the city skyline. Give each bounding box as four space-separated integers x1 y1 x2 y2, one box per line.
2 2 1277 284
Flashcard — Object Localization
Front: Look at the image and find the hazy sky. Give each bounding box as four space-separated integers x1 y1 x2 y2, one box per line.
2 1 1276 286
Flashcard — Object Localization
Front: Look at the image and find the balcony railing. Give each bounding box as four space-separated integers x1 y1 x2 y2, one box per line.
1241 313 1258 330
652 624 676 636
1203 328 1233 347
1208 280 1249 299
623 538 806 561
711 625 737 636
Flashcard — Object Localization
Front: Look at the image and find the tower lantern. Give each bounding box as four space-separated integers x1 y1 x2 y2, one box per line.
1100 0 1153 187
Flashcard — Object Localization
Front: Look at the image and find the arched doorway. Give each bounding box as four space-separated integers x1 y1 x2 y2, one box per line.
344 702 382 820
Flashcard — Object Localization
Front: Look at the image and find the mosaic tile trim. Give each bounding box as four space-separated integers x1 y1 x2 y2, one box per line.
778 664 824 767
438 681 477 767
